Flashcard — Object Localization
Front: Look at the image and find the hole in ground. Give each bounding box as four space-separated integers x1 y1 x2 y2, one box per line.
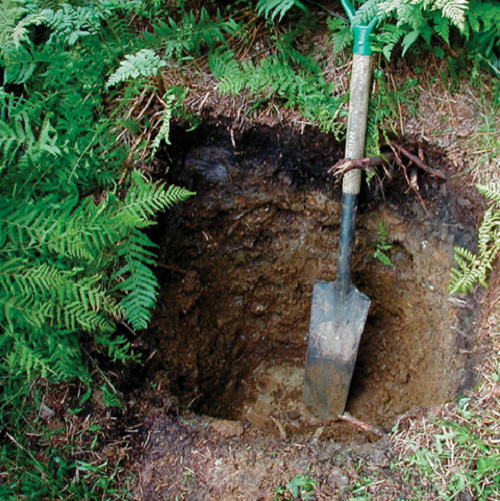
148 122 479 441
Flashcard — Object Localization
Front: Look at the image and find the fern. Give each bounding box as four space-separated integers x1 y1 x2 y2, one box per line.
153 8 233 60
327 16 353 55
216 54 344 135
477 183 500 207
438 0 469 30
111 173 194 331
150 88 188 158
449 184 500 295
256 0 307 21
106 49 166 88
348 0 475 59
209 48 240 80
0 0 195 384
44 3 104 46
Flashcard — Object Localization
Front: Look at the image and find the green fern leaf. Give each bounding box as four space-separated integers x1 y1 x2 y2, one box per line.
439 0 469 31
477 182 500 206
257 0 307 21
150 88 188 158
2 41 36 84
402 29 421 55
209 48 240 80
327 17 353 55
106 49 166 89
433 14 451 43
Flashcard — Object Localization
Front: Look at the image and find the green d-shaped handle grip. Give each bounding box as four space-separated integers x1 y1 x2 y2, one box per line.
340 0 378 56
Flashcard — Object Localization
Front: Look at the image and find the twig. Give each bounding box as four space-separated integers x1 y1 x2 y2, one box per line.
327 152 395 177
154 262 187 274
389 142 432 217
390 141 446 180
339 413 387 438
270 416 287 440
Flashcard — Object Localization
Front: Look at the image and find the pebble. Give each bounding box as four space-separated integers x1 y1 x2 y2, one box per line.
327 467 349 488
210 419 244 438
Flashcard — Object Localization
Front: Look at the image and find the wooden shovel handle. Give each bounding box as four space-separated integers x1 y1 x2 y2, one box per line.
337 54 373 287
343 54 373 195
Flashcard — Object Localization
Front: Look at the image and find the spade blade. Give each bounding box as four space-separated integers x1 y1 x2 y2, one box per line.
304 280 371 419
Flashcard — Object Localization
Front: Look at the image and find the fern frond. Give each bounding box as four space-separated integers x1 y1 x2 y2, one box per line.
448 261 483 295
373 24 405 60
327 17 353 55
154 8 230 59
209 48 240 80
477 206 500 254
150 88 188 158
257 0 307 21
114 228 158 330
449 183 500 294
106 49 166 89
2 41 36 84
2 327 56 380
438 0 469 31
477 182 500 206
44 3 104 46
432 13 451 43
151 94 175 156
355 0 383 25
122 171 195 221
0 0 26 45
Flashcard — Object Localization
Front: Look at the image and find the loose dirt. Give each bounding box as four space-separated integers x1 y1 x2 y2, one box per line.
136 122 482 500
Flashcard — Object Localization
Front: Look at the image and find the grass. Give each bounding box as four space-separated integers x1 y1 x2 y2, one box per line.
465 104 500 184
0 380 136 500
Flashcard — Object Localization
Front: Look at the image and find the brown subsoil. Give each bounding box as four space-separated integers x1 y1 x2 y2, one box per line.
133 122 484 500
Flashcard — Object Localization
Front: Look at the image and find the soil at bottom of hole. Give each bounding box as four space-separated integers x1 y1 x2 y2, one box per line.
135 408 404 501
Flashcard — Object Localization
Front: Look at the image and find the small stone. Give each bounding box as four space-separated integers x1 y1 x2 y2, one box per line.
288 410 301 420
245 407 271 429
210 419 244 438
40 403 54 419
370 448 390 468
327 467 349 488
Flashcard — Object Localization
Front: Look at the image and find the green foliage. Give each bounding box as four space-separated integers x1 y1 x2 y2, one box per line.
214 49 345 135
372 220 394 266
0 0 194 384
328 16 353 55
106 49 167 88
0 383 134 500
256 0 307 22
152 7 243 60
398 407 500 501
449 183 500 295
0 2 197 495
150 87 188 158
101 382 123 408
327 0 499 62
275 474 318 500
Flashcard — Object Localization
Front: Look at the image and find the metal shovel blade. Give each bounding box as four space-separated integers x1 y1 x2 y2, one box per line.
303 280 371 419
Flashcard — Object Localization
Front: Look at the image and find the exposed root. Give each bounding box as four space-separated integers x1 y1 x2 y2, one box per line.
339 413 387 439
389 142 446 180
328 141 447 217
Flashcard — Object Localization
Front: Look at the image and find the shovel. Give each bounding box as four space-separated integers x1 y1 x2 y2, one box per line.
303 0 377 419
